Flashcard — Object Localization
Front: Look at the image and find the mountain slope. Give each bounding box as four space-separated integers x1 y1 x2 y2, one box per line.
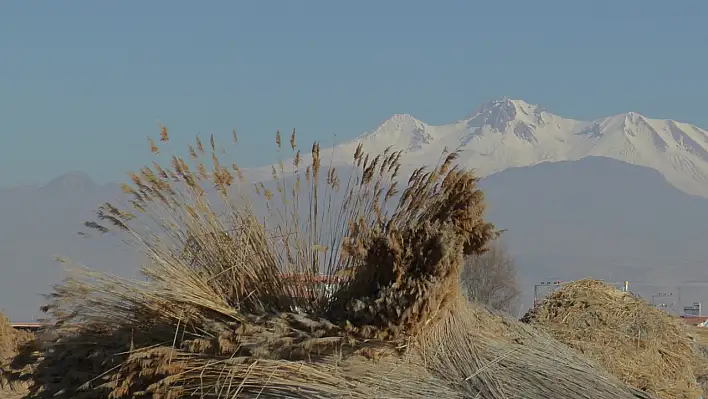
478 156 708 311
0 178 142 321
246 98 708 198
4 158 708 320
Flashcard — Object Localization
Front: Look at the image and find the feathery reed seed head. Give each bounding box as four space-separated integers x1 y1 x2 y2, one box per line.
13 126 648 399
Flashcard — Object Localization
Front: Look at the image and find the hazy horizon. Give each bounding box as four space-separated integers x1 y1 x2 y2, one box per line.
3 1 708 323
3 1 708 186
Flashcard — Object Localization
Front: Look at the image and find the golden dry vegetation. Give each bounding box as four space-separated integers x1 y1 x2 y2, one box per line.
1 312 34 398
523 279 703 399
0 127 673 398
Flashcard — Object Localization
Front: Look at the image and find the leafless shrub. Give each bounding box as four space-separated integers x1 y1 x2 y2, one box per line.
460 240 520 313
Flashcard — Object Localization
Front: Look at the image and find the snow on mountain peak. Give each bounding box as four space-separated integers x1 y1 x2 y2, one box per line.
358 113 433 151
379 113 424 132
469 97 542 120
468 97 520 129
462 97 554 144
246 99 708 199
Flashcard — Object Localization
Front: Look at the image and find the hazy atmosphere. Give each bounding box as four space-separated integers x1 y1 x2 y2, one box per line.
3 0 707 185
4 1 708 320
4 2 708 399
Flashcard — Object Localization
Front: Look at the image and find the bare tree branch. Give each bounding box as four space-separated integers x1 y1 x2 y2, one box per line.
460 240 520 313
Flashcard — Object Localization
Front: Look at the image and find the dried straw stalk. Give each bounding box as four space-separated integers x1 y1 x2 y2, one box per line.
524 279 702 399
6 128 661 398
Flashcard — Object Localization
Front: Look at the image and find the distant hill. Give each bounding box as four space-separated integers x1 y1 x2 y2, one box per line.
0 173 142 321
478 156 708 311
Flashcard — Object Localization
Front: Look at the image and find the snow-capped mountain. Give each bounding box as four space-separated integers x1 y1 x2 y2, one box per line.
246 98 708 198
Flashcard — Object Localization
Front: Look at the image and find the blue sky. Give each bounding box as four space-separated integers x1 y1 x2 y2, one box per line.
2 0 707 186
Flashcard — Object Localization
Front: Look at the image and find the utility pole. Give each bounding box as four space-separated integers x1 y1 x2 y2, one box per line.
651 292 675 313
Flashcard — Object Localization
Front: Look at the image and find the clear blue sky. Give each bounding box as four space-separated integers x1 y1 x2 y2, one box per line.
2 0 707 186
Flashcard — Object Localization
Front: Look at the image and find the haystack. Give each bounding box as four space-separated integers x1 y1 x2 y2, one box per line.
7 129 658 398
0 311 33 367
1 311 35 395
410 297 655 399
0 312 14 361
522 279 701 399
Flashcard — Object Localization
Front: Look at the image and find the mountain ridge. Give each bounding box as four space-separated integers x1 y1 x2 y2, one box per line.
244 98 708 198
15 97 708 198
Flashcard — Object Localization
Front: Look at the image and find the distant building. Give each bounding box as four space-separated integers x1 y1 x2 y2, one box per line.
683 302 702 317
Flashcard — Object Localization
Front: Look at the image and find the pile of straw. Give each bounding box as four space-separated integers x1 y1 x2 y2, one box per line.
411 298 654 398
686 326 708 396
522 279 701 399
0 312 34 367
6 129 658 398
0 312 14 361
0 312 35 395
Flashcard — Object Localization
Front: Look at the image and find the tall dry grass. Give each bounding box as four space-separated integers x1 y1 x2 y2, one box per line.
8 127 658 398
14 128 496 398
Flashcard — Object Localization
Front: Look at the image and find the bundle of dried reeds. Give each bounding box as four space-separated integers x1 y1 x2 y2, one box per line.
8 128 661 398
522 278 701 399
10 128 486 398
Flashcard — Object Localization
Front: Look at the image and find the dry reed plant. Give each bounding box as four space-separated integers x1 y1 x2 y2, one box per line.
12 128 498 398
9 127 659 398
522 279 701 399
